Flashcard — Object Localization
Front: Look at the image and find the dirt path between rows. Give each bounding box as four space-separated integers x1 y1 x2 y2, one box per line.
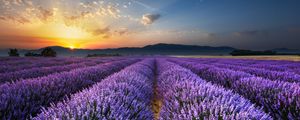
151 61 162 120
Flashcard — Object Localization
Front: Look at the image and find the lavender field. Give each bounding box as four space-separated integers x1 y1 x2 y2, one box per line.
0 57 299 120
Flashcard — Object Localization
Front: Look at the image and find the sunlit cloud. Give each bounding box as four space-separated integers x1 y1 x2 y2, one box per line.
91 27 111 38
37 7 55 22
116 28 129 35
0 0 141 41
141 14 161 25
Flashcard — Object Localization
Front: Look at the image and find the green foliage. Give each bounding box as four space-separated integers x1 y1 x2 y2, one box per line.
41 47 57 57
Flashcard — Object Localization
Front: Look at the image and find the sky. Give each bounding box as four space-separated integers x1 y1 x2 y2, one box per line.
0 0 300 50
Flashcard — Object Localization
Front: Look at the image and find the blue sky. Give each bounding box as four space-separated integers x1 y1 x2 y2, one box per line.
0 0 299 50
143 0 300 49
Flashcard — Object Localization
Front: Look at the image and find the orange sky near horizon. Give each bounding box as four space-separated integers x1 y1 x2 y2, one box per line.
0 14 138 49
0 0 217 50
0 0 170 49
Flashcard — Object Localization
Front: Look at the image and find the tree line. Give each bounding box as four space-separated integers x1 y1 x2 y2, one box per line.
8 47 57 57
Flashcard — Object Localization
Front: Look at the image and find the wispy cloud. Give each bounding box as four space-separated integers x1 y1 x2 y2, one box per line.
131 0 157 11
90 27 132 39
37 7 55 22
92 27 110 36
0 0 167 42
233 30 268 37
0 15 31 24
233 30 258 36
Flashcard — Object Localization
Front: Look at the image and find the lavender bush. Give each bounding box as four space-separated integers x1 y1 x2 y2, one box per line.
34 59 155 120
157 59 271 119
171 58 300 119
0 58 122 84
0 58 138 119
0 58 84 73
213 63 300 83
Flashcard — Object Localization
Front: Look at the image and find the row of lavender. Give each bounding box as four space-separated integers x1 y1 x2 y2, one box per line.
181 58 300 83
0 57 65 65
183 58 300 75
0 57 123 84
156 59 271 119
0 58 139 119
170 58 300 119
0 57 124 73
31 59 270 120
34 59 156 119
0 57 89 73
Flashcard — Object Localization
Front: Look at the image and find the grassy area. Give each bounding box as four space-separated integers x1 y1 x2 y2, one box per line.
174 55 300 61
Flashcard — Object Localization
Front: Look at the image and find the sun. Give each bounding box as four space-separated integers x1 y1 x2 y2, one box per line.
69 46 75 50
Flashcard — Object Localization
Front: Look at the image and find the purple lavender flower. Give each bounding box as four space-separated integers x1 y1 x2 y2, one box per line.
34 59 155 120
171 58 300 119
157 59 271 120
0 58 138 119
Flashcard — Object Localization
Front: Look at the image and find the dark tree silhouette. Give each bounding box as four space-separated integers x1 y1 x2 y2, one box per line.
230 49 277 56
41 47 57 57
24 52 41 57
8 49 20 57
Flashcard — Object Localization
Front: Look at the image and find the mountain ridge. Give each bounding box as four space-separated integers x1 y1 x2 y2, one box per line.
1 43 299 57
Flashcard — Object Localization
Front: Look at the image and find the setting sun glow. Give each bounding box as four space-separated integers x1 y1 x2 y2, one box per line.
56 26 89 40
69 46 75 49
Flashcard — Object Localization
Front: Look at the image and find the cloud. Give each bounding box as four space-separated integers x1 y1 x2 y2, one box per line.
232 30 270 37
0 0 138 27
37 7 54 22
115 28 129 35
132 0 157 11
12 0 23 6
0 15 31 24
90 27 132 39
63 11 94 27
92 27 110 36
1 0 33 7
0 6 57 24
1 0 10 6
233 30 258 36
141 14 161 25
16 16 31 24
95 5 121 18
0 16 6 20
79 2 93 9
65 12 91 21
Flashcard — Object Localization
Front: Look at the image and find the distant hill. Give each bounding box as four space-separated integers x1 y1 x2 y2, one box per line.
271 48 300 54
1 43 300 57
143 43 234 51
0 43 242 57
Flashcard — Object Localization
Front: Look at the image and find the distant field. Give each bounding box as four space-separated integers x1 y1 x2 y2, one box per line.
175 55 300 61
